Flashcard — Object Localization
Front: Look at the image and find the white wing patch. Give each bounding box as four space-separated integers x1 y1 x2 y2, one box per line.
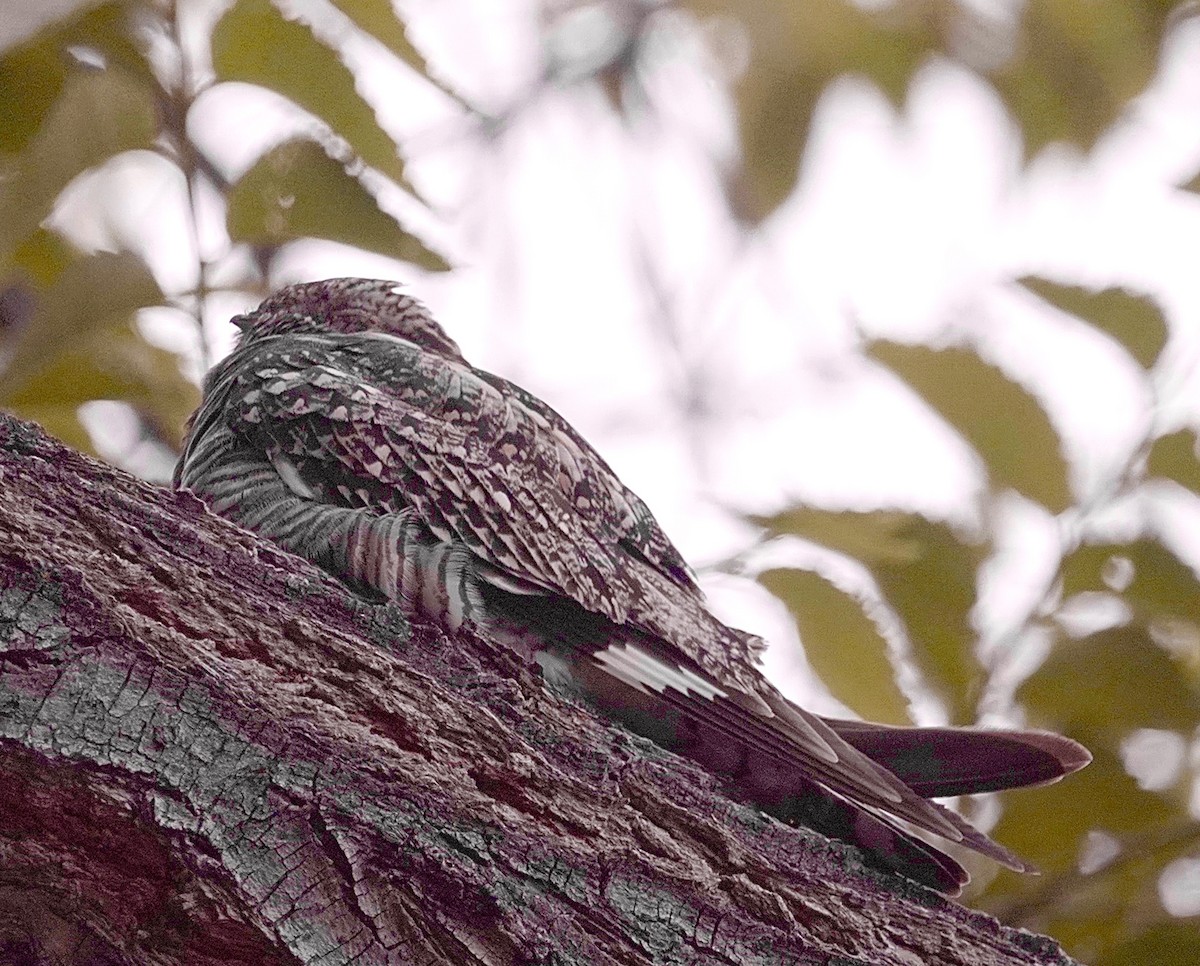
269 451 316 499
593 643 728 700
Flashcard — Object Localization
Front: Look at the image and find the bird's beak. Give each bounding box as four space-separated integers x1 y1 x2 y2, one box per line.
230 313 251 331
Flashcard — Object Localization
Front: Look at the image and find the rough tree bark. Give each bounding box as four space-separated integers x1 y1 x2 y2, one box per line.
0 413 1081 966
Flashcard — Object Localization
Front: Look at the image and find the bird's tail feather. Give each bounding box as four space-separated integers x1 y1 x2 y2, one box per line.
822 718 1092 798
477 584 1091 894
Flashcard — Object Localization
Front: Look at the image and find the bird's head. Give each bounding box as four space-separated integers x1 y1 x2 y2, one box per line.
231 278 465 361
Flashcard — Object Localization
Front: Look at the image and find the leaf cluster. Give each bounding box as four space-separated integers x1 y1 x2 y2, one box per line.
679 0 1189 222
754 287 1200 964
0 0 448 459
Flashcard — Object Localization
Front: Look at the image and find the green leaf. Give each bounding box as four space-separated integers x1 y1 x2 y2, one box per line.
226 138 448 270
1147 429 1200 493
0 250 197 451
753 507 932 565
682 0 940 222
8 228 75 288
0 67 157 265
0 250 163 391
13 404 95 452
328 0 414 58
212 0 409 187
1022 626 1200 736
755 507 987 720
1061 540 1200 627
1097 921 1200 966
1019 277 1168 369
994 0 1169 157
990 743 1174 876
0 32 74 154
758 568 911 724
327 0 462 103
869 341 1072 513
2 323 198 450
0 1 152 153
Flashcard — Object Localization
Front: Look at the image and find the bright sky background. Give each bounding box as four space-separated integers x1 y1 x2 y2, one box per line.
47 0 1200 717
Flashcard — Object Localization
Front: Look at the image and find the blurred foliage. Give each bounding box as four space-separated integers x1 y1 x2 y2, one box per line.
754 318 1200 961
4 1 1200 964
755 343 1200 964
0 244 196 447
1150 428 1200 491
1018 278 1169 370
759 565 912 725
0 0 447 462
211 0 410 186
679 0 1187 221
869 341 1073 512
225 138 437 262
755 508 990 722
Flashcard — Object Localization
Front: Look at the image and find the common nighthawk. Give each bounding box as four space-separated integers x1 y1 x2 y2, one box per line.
175 278 1089 893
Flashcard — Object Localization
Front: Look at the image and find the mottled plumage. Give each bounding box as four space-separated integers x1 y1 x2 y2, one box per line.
175 278 1089 893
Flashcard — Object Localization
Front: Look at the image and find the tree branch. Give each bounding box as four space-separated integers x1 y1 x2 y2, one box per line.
0 414 1080 966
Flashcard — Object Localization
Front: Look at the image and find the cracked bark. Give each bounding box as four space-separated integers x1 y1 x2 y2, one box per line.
0 414 1081 966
